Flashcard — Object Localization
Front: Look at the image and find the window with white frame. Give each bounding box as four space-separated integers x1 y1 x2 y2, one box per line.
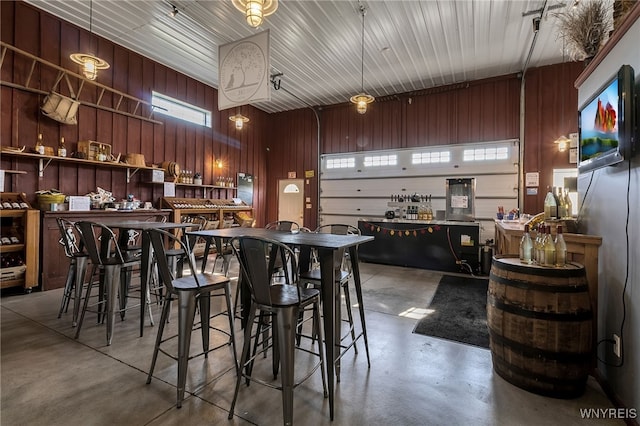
463 146 509 161
152 91 212 128
411 151 451 164
363 154 397 167
326 157 355 169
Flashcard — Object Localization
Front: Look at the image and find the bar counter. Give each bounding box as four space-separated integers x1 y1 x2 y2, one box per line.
358 218 480 273
40 209 171 290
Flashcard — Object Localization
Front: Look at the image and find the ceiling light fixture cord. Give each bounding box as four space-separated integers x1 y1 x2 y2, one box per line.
360 3 365 92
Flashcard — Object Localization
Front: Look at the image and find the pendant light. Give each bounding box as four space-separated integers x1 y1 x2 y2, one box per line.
69 0 109 80
554 37 569 152
350 3 374 114
232 0 278 28
229 113 250 129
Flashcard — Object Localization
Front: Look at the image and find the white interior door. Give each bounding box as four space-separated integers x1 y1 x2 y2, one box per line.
278 179 304 226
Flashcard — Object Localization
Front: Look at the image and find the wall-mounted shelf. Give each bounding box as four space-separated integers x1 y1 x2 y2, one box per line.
1 150 156 183
147 181 237 197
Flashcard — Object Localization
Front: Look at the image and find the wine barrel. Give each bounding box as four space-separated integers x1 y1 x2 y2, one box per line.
160 161 180 179
487 255 593 398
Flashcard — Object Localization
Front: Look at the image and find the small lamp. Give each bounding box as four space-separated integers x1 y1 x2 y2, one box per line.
554 135 571 152
350 4 374 114
229 114 250 129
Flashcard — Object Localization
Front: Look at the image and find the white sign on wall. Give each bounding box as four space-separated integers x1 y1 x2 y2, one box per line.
525 172 539 187
218 30 271 111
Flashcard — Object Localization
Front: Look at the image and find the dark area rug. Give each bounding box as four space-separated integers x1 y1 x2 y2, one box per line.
413 275 489 348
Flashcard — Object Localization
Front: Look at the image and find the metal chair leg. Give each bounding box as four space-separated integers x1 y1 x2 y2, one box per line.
176 291 198 408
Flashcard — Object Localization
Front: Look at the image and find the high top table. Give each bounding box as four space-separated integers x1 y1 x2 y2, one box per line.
188 227 374 420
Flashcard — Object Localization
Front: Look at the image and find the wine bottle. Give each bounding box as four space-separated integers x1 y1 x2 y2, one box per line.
543 225 556 267
35 133 45 155
564 189 573 218
556 187 567 218
58 136 67 157
555 225 567 266
519 224 533 264
543 186 557 219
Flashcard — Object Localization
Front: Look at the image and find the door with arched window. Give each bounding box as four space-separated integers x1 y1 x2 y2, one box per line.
278 179 304 227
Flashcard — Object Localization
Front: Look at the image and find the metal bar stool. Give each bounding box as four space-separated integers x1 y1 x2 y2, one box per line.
56 217 89 327
145 228 238 408
228 236 327 426
298 224 371 380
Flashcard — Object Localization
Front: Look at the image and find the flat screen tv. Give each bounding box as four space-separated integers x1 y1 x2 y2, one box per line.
578 64 636 173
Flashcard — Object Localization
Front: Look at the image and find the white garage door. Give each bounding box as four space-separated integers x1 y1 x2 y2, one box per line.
319 139 519 242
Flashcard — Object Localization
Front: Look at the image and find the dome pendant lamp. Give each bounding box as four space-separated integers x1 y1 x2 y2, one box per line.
350 3 374 114
232 0 278 28
69 0 109 80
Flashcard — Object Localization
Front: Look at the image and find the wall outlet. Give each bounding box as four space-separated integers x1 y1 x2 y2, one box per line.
613 334 621 358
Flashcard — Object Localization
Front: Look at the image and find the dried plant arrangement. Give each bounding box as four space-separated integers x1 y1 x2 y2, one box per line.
555 0 614 61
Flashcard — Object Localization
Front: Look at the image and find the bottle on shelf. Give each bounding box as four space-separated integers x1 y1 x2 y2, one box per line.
543 186 557 220
542 225 556 267
556 187 567 218
57 136 67 157
533 225 544 264
35 133 45 155
97 144 107 161
564 189 573 218
426 194 433 221
555 225 567 266
519 224 533 264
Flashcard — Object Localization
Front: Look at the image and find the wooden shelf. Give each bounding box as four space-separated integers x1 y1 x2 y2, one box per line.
1 150 156 182
0 244 25 254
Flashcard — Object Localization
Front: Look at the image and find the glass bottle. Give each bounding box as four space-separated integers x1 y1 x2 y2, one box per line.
544 186 557 220
543 225 556 267
426 194 433 221
535 226 545 264
556 187 567 218
555 225 567 267
35 133 45 155
564 189 573 218
57 136 67 157
519 224 533 264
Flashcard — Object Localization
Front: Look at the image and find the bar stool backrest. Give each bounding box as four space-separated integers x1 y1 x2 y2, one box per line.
75 221 126 266
314 224 360 272
265 220 299 231
56 217 84 258
230 236 300 307
147 228 201 291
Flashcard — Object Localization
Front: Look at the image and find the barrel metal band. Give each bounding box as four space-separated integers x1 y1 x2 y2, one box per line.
488 295 593 321
492 259 584 278
488 328 593 362
489 273 589 293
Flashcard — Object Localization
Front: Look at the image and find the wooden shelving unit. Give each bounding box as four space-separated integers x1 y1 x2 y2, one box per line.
0 193 40 292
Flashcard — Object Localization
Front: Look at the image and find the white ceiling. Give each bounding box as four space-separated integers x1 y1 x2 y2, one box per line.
26 0 579 114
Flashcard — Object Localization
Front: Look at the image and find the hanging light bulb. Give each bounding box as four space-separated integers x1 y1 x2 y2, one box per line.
232 0 278 28
350 3 374 114
229 114 250 129
69 0 109 80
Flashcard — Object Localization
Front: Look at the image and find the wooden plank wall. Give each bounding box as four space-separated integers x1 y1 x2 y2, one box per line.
1 1 268 226
2 2 584 230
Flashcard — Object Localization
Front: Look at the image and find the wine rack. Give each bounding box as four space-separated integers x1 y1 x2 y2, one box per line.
159 197 253 228
0 193 40 292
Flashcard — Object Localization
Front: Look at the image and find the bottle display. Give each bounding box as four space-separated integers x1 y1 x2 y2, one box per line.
556 187 567 218
542 225 556 267
533 226 543 263
564 189 573 218
543 186 557 219
519 224 533 264
555 225 567 266
35 133 45 155
57 137 67 157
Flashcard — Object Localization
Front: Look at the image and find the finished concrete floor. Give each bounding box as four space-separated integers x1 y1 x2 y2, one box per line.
1 261 621 426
